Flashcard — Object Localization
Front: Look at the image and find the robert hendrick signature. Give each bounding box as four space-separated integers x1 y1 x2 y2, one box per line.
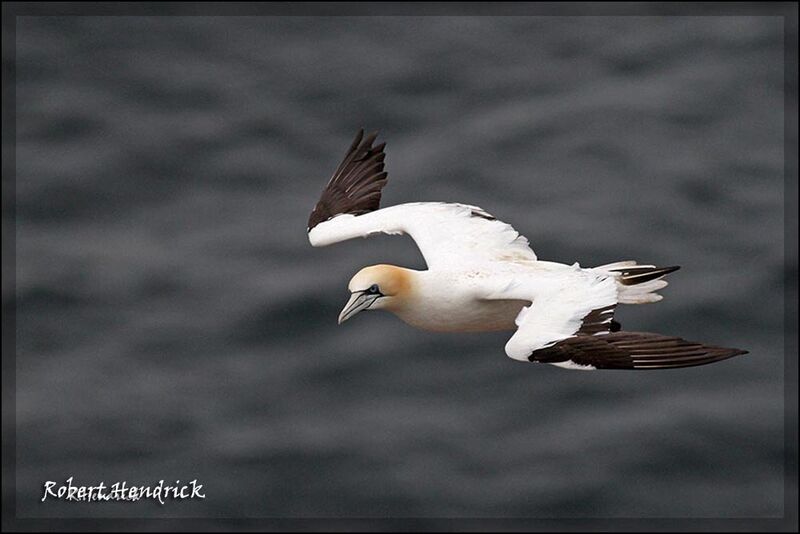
42 476 205 505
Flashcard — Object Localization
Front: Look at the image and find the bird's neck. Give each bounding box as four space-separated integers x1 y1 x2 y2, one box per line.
376 265 423 312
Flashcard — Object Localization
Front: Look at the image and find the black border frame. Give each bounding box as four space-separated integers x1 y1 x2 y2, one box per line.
2 2 797 531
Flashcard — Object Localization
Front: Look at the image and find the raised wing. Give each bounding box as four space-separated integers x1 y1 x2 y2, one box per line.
489 265 747 370
308 130 536 268
308 129 388 231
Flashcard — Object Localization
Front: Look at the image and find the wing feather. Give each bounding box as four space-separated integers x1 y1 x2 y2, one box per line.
488 266 746 369
308 129 388 231
498 266 619 361
309 202 536 268
531 332 747 370
307 131 536 268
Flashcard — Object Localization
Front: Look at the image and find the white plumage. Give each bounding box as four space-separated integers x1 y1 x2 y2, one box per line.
312 202 631 363
310 202 537 267
306 130 747 370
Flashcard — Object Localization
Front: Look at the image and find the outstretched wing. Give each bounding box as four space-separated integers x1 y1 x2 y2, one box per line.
495 265 620 362
488 265 747 370
529 332 748 370
308 130 536 268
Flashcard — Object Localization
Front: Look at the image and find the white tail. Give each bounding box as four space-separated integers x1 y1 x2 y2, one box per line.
593 261 680 304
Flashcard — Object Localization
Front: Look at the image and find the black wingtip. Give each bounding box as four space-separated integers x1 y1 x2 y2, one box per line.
308 128 389 231
529 332 749 370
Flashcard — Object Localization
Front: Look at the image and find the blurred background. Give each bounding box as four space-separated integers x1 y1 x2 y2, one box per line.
9 14 789 520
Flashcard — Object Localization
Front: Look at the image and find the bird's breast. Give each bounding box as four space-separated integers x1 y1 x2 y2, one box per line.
392 297 527 333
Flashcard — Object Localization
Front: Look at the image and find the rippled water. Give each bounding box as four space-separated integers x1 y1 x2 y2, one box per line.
12 15 787 520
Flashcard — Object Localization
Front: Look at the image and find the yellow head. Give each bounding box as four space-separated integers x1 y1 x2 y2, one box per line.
338 264 413 324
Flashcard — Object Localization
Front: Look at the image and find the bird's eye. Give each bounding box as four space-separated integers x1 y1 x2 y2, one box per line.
367 284 380 294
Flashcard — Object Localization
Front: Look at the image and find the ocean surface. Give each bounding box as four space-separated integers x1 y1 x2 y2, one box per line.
11 14 789 522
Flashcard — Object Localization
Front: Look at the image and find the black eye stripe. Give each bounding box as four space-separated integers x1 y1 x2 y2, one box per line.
366 284 380 295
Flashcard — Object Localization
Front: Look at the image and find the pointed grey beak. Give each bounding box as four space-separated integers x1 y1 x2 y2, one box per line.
338 291 379 324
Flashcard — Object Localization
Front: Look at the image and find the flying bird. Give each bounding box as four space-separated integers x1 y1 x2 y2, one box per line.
307 129 747 370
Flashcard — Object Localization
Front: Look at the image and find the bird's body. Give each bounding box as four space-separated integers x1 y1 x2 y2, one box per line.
378 267 528 332
350 261 610 333
307 130 747 370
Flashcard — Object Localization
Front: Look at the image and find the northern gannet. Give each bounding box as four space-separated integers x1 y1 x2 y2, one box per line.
307 129 747 370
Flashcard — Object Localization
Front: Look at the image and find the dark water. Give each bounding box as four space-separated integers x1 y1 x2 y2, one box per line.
12 15 788 520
